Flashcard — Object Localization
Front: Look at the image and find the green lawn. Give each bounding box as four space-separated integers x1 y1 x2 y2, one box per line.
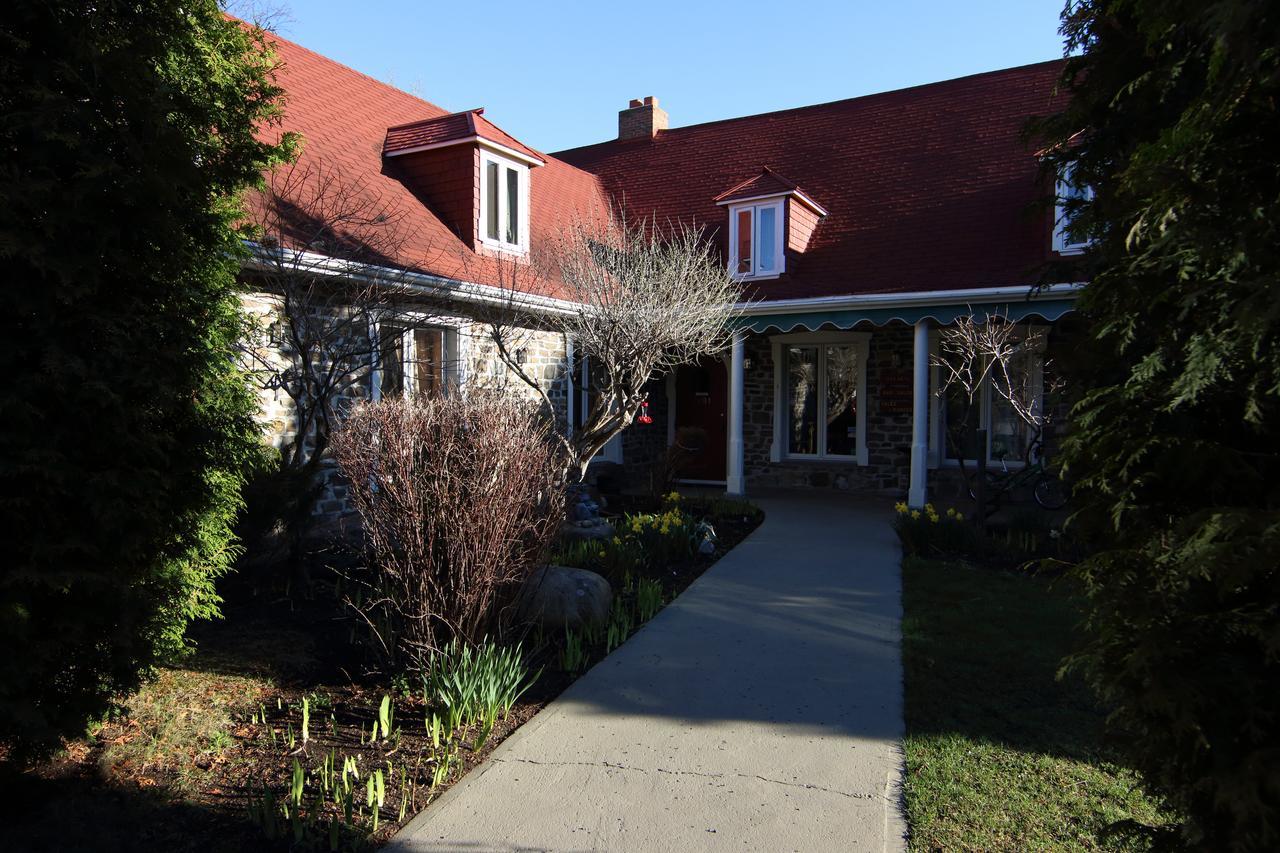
901 557 1173 851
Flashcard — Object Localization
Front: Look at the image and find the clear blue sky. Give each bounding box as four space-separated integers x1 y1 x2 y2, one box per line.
264 0 1068 154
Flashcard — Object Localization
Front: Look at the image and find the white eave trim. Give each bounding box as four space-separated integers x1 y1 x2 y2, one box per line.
716 190 828 217
735 282 1084 315
383 135 546 168
241 242 577 316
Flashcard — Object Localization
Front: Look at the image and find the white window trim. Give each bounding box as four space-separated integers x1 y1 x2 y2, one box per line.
729 198 786 280
1053 164 1093 255
936 326 1046 468
575 352 623 464
369 314 464 402
769 331 869 466
477 146 530 255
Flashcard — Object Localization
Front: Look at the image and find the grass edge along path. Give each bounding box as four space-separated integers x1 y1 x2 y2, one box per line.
900 557 1174 851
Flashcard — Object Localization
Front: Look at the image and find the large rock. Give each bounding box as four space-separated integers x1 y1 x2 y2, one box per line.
517 565 612 629
560 519 615 542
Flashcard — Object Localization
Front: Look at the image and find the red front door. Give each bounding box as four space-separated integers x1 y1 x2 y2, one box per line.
673 358 728 481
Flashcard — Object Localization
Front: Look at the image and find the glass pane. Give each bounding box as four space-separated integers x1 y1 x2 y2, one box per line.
736 209 752 274
786 346 818 455
379 326 405 399
824 345 858 456
943 384 980 462
990 352 1033 462
485 161 499 241
505 167 519 244
757 205 777 272
413 328 445 397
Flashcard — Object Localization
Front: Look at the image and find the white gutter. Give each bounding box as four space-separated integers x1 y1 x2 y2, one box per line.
240 243 581 316
735 282 1084 315
242 241 1081 320
382 136 546 168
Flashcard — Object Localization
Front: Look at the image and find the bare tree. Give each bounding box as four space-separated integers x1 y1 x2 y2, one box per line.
934 314 1061 467
474 212 744 483
238 159 449 557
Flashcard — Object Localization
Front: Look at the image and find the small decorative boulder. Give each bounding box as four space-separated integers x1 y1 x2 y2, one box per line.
517 565 613 629
560 519 615 542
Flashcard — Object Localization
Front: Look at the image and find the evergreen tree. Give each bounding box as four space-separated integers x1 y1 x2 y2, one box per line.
1036 1 1280 847
0 2 294 749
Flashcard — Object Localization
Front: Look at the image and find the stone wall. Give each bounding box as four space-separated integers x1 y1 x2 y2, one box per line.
241 293 571 529
459 322 569 431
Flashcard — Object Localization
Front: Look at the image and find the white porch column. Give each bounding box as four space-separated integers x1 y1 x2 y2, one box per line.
908 319 930 507
565 336 575 437
726 330 746 496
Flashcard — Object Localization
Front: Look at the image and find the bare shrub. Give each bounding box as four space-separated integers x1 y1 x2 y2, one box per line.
330 394 564 666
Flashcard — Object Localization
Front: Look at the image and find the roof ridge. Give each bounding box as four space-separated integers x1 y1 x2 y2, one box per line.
553 58 1063 157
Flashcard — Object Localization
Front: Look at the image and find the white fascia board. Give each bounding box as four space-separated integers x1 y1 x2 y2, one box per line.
383 136 546 168
735 282 1084 315
241 243 578 316
716 190 829 217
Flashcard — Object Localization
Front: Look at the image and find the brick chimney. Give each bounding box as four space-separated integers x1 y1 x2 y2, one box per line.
618 96 668 140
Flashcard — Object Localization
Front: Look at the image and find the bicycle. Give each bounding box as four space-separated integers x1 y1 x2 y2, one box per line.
966 445 1068 510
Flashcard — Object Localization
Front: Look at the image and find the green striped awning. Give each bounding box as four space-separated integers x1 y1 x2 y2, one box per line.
737 298 1077 334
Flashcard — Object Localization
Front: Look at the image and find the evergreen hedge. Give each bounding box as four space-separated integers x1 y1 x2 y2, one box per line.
1037 1 1280 847
0 2 294 749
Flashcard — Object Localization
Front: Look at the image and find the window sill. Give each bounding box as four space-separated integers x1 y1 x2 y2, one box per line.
733 272 782 282
478 237 528 256
780 453 863 466
940 458 1027 470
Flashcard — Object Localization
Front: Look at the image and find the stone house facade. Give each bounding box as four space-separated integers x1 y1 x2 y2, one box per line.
248 31 1086 512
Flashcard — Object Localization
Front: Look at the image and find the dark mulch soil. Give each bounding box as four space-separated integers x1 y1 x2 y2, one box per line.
2 494 763 852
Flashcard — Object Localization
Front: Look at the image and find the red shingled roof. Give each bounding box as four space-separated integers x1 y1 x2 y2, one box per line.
383 109 545 165
250 30 606 295
556 61 1069 302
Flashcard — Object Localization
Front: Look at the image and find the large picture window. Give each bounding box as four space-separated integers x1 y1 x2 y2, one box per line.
771 332 869 464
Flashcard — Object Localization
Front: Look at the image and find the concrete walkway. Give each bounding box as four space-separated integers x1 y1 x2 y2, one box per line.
389 491 907 853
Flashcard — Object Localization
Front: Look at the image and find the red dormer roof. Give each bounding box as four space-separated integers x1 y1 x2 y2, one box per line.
713 167 828 215
384 109 546 166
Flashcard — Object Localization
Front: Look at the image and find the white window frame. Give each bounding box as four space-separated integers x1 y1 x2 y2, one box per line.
769 331 869 466
477 146 530 254
369 315 464 402
728 198 786 280
936 326 1046 468
1053 164 1093 255
573 352 623 464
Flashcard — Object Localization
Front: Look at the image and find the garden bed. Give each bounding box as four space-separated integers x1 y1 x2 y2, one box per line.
4 493 763 852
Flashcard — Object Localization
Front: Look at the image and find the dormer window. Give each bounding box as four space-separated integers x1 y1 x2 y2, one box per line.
479 149 529 253
382 109 543 254
1053 164 1093 255
714 168 826 282
730 199 785 279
